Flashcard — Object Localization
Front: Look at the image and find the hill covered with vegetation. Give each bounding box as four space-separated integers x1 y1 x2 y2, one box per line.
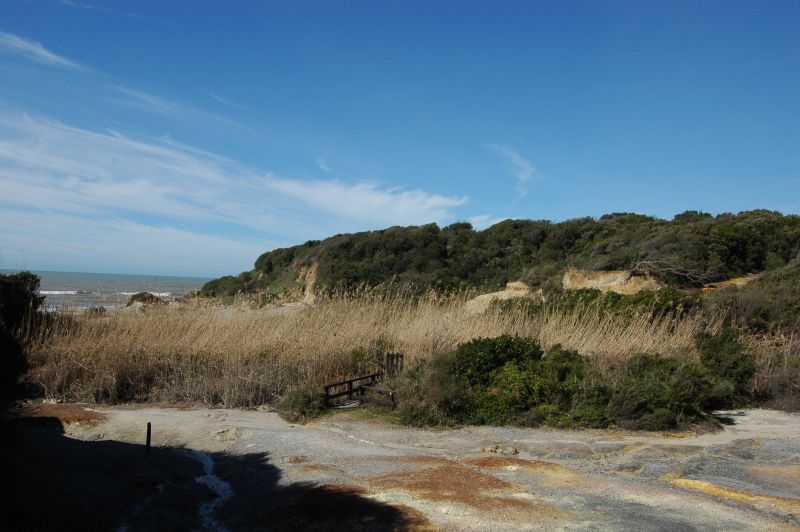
203 209 800 299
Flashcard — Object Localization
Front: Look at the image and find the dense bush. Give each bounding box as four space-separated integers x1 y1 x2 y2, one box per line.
607 354 710 430
451 335 542 387
204 210 800 297
696 328 755 408
277 385 326 423
393 332 756 431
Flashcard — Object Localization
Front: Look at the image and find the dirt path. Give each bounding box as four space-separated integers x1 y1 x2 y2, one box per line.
3 405 799 530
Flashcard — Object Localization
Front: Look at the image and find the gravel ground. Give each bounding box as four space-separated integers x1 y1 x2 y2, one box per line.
2 404 799 531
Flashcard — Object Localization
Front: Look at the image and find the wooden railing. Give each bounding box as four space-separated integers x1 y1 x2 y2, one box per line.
323 352 404 407
323 372 384 405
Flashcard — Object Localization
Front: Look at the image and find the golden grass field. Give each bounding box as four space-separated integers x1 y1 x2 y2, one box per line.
23 293 799 408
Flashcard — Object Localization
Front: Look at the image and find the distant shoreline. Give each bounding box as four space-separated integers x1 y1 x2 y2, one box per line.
0 268 213 281
0 269 211 310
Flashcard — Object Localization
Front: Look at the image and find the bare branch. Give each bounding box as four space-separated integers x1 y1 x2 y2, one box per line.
629 259 719 284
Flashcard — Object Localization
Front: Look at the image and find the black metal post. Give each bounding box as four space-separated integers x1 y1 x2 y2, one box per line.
146 422 151 453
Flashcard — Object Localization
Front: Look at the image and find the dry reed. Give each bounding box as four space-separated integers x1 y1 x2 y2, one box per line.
24 293 728 407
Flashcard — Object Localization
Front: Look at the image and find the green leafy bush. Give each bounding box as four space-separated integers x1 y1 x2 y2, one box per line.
392 334 751 431
696 328 755 408
607 354 710 430
452 335 542 387
277 385 326 423
470 361 541 425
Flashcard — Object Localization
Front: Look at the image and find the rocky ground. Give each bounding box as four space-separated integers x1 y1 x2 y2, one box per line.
2 403 799 531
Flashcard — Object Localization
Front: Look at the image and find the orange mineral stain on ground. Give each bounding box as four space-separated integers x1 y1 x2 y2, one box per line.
369 456 560 521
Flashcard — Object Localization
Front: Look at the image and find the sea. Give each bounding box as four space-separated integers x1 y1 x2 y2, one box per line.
0 269 212 311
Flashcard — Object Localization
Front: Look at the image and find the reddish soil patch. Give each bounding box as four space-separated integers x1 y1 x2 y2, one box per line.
286 455 308 464
370 461 530 511
13 403 107 426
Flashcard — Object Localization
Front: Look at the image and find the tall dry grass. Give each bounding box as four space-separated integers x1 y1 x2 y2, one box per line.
25 293 726 407
743 331 800 407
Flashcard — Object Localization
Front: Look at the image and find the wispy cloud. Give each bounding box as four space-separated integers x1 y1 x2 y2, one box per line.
485 143 536 197
261 175 468 227
60 0 159 22
60 0 110 14
115 86 249 130
205 91 247 111
0 112 472 274
0 32 84 70
1 32 246 134
115 86 183 117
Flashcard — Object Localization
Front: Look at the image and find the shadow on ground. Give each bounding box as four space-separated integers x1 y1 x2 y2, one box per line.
0 413 430 531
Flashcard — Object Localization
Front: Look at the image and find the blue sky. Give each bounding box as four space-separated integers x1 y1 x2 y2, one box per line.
1 1 798 277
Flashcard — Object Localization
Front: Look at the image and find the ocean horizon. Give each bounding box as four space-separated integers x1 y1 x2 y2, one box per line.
1 269 212 310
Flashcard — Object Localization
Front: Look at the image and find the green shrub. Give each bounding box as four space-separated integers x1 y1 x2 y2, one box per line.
607 354 710 430
277 385 326 423
537 345 586 407
470 361 541 425
569 385 612 428
392 335 736 431
452 335 542 387
696 328 755 408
